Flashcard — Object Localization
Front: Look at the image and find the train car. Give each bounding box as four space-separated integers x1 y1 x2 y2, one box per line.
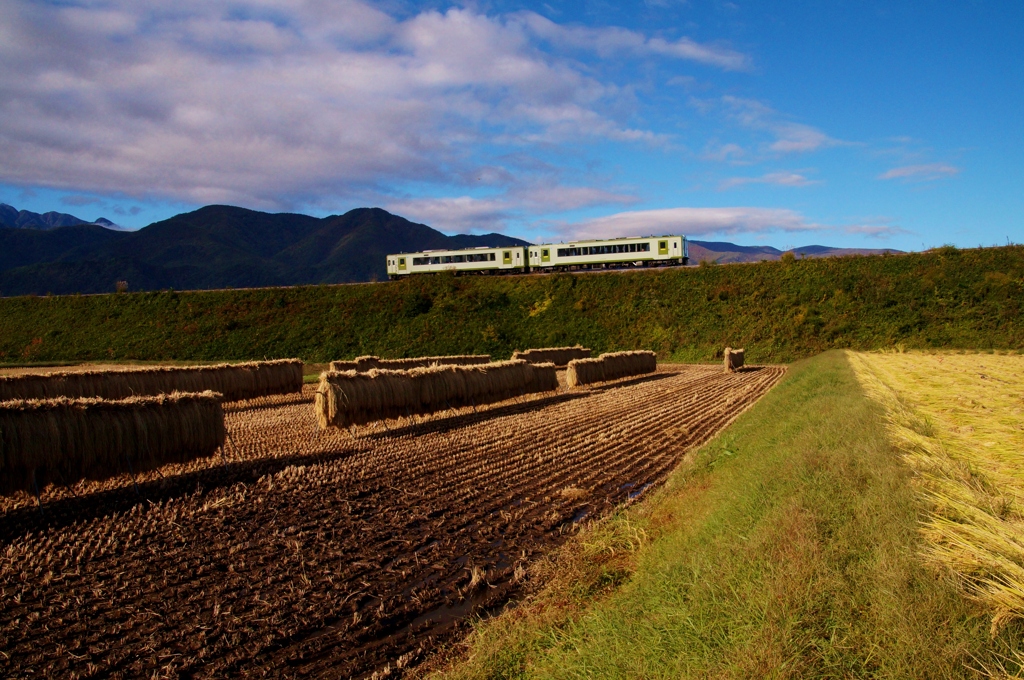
527 235 687 271
386 246 527 279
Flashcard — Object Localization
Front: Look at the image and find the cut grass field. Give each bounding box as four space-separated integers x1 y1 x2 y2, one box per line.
429 350 1024 679
850 350 1024 634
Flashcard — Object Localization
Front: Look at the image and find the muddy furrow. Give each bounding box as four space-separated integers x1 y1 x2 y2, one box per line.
0 366 785 679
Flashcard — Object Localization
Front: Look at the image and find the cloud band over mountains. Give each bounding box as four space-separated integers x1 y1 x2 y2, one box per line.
0 0 745 216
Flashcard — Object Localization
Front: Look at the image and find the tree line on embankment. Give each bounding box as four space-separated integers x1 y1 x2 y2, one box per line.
1 245 1021 365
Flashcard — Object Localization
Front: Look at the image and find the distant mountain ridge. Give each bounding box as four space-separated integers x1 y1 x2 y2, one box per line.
688 240 900 264
0 205 528 296
0 202 901 296
0 203 123 231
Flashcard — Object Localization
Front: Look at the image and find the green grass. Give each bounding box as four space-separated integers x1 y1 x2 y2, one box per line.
433 351 1024 679
1 246 1023 365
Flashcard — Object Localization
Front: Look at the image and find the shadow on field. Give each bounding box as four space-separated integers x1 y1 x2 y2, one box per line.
0 437 355 543
223 393 313 413
731 365 771 373
361 390 592 441
587 371 677 392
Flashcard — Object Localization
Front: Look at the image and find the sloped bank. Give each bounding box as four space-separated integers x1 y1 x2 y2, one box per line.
1 246 1023 366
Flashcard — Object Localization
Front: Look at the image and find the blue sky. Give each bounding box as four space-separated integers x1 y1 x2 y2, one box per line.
0 0 1020 250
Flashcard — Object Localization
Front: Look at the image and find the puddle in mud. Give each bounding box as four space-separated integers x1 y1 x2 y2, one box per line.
572 507 592 523
628 483 652 500
406 588 492 631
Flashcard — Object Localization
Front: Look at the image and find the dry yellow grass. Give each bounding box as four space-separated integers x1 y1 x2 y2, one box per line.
849 350 1024 632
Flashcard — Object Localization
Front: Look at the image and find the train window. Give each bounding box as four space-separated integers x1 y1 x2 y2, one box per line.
490 253 495 261
399 258 406 266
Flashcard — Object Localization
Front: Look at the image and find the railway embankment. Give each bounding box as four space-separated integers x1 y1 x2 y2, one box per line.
1 244 1022 366
431 350 1024 678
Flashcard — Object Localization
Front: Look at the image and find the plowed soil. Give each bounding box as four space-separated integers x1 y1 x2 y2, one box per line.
0 364 785 678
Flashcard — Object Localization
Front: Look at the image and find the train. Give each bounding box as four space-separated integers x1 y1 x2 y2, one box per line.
386 235 688 279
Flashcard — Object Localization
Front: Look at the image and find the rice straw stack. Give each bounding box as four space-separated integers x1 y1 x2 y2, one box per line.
566 350 657 388
512 345 591 367
0 391 225 494
315 360 557 428
0 359 303 403
329 355 491 372
724 347 745 373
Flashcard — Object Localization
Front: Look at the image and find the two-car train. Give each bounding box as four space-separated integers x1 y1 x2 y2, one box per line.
386 235 688 279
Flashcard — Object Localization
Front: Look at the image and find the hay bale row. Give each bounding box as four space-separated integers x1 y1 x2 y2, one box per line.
0 359 303 403
566 350 657 388
316 360 557 429
0 391 225 495
511 345 591 367
328 355 491 372
724 347 745 373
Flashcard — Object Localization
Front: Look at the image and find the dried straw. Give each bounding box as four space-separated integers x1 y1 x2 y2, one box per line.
328 355 491 372
724 347 745 373
566 350 657 388
512 345 591 367
0 391 225 494
0 359 303 403
315 360 557 429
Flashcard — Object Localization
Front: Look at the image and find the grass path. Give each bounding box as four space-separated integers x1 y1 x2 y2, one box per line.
429 351 1023 678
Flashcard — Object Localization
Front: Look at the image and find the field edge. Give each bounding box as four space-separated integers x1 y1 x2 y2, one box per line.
423 350 1024 679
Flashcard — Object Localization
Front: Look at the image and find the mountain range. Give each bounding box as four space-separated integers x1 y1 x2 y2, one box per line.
0 203 123 231
686 240 901 264
0 203 900 296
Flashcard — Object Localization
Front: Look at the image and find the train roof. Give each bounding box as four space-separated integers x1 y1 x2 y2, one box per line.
533 234 686 246
388 234 687 256
387 245 521 256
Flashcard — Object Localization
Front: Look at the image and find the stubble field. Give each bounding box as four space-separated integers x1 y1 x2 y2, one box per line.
1 363 785 678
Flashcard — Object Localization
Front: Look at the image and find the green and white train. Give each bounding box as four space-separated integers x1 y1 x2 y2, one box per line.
386 235 687 279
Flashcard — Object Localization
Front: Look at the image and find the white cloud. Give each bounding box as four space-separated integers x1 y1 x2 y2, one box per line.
512 185 637 212
0 1 680 210
515 12 750 70
878 163 960 181
558 206 909 242
386 196 513 233
702 142 747 163
719 171 817 190
723 96 841 154
562 206 825 240
844 224 912 238
387 184 637 233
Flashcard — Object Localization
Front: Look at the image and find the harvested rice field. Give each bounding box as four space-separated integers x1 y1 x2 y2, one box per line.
0 363 784 678
849 351 1024 629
